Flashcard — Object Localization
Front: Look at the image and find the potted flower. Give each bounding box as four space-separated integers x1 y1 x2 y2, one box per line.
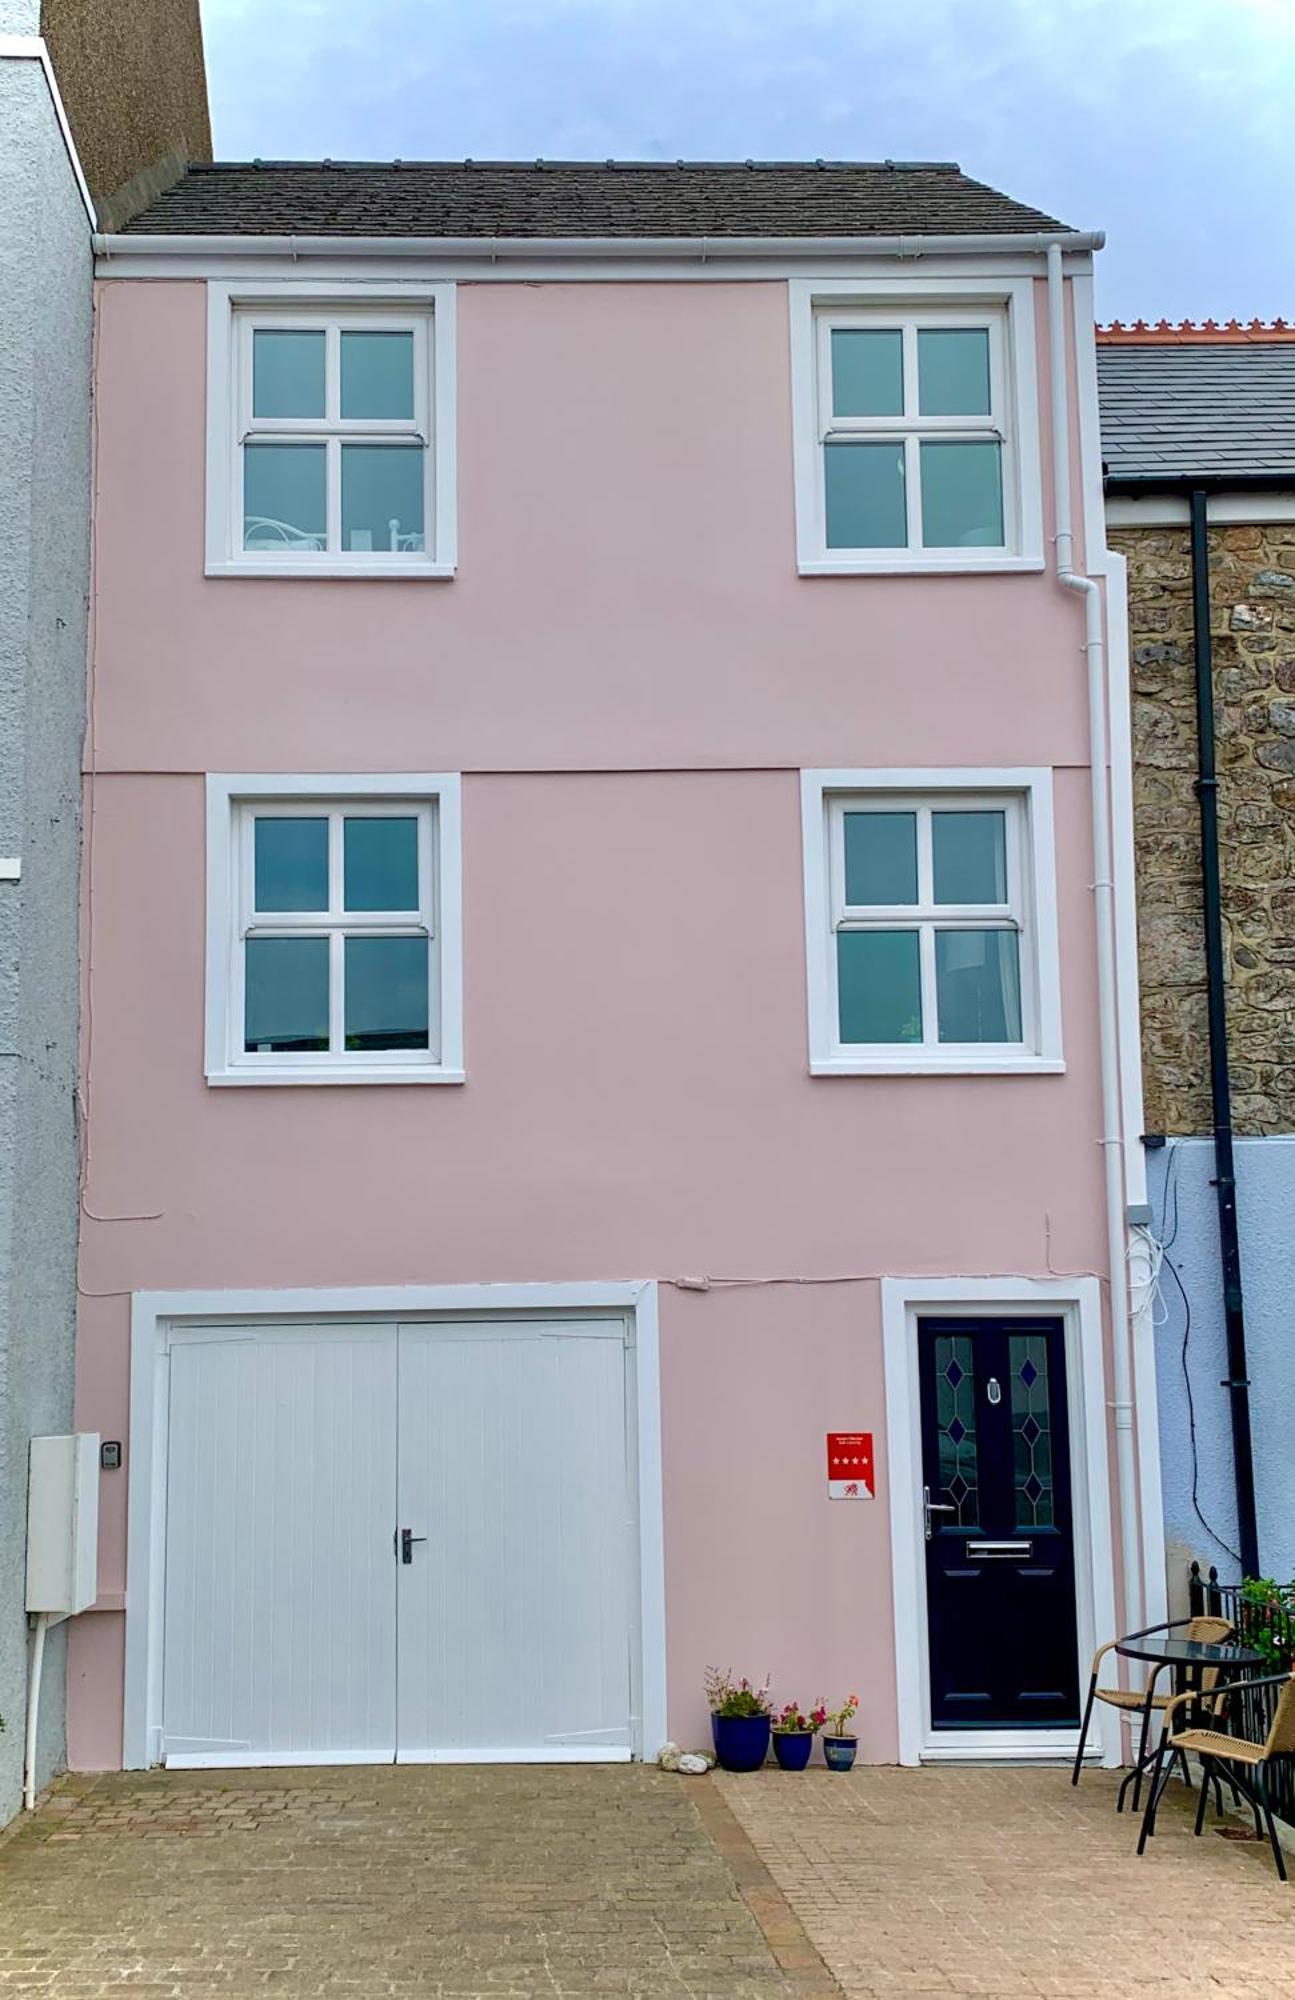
771 1700 827 1771
704 1668 772 1771
822 1694 860 1771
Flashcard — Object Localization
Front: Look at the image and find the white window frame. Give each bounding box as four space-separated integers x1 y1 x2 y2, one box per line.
800 768 1063 1076
790 277 1043 576
205 773 464 1086
205 281 457 579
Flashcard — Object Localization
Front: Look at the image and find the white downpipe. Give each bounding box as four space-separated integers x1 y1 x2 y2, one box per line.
1046 244 1142 1637
23 1614 49 1811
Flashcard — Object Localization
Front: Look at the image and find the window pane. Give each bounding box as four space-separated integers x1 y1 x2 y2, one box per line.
932 811 1008 905
344 817 419 911
344 936 429 1051
837 930 922 1044
252 329 325 419
843 811 918 906
934 1333 979 1529
830 329 903 416
243 443 326 551
920 441 1004 549
1010 1333 1055 1530
935 929 1022 1042
825 442 906 549
341 444 425 553
341 331 415 420
917 328 991 416
254 817 328 912
244 937 330 1053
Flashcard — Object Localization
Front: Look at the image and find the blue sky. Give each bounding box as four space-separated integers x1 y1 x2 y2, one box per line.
199 0 1293 322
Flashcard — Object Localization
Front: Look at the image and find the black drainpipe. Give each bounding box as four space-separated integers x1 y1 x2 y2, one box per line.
1188 486 1260 1580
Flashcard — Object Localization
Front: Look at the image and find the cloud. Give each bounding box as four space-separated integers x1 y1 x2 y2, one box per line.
198 0 1295 318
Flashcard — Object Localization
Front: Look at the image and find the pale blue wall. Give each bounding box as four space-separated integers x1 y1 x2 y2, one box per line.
1148 1137 1295 1590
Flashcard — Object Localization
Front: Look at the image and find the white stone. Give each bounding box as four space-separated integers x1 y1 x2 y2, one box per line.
677 1753 709 1775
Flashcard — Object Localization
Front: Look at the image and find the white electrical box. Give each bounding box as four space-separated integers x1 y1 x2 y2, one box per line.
27 1434 100 1618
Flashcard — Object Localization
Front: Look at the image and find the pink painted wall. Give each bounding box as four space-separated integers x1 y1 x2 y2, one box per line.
71 270 1114 1768
88 277 1092 775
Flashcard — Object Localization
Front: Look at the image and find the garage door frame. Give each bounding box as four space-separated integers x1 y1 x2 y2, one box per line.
123 1281 665 1771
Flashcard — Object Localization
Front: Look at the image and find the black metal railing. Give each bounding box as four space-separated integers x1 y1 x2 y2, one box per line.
1189 1561 1295 1825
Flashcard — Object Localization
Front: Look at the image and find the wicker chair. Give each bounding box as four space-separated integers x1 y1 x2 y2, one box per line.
1071 1615 1234 1809
1137 1670 1295 1881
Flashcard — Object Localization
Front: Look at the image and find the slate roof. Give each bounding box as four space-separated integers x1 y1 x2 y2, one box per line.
1098 341 1295 485
119 158 1070 238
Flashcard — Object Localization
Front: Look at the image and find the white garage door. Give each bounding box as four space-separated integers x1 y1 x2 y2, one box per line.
161 1318 636 1767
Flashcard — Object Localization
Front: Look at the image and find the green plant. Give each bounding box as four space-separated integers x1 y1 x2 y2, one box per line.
704 1667 772 1718
772 1700 828 1735
1240 1577 1295 1670
824 1693 860 1737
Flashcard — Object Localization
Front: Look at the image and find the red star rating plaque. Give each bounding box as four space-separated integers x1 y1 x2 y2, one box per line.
827 1432 874 1500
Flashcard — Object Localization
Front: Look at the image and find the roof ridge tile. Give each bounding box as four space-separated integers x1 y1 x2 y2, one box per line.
1099 318 1295 345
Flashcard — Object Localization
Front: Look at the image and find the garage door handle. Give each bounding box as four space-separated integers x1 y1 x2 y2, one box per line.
399 1528 428 1565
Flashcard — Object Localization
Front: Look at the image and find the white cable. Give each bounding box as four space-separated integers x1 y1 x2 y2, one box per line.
23 1615 48 1811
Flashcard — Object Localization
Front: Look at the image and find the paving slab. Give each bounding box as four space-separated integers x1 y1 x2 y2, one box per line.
0 1765 819 1999
717 1765 1294 2000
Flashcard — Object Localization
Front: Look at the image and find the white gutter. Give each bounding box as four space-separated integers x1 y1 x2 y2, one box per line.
1046 242 1142 1635
94 227 1103 262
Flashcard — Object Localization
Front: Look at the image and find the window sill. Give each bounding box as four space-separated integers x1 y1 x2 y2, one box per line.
810 1055 1065 1078
206 1065 466 1088
798 554 1045 578
205 557 456 581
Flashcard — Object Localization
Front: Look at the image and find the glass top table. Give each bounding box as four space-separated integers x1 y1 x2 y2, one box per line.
1116 1633 1264 1828
1115 1634 1261 1672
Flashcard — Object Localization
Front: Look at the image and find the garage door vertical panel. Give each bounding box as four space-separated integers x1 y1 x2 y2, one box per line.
549 1331 635 1747
396 1322 634 1758
162 1326 398 1763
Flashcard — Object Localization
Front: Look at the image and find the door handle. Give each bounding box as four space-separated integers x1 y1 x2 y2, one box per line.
923 1485 957 1541
398 1527 428 1565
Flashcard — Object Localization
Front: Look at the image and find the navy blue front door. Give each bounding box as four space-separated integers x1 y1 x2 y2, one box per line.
918 1316 1081 1730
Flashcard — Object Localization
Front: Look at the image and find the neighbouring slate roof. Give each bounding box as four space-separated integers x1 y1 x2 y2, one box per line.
1098 341 1295 485
119 158 1071 238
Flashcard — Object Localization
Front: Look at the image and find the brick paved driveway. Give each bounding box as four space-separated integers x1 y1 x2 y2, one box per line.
0 1765 812 1998
718 1765 1293 2000
1 1764 1290 1999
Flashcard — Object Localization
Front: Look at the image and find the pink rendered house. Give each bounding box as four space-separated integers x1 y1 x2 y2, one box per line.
72 160 1163 1774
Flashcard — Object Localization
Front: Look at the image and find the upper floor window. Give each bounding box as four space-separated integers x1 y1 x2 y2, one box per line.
205 775 463 1085
821 315 1006 552
800 769 1063 1075
790 281 1043 576
206 284 457 578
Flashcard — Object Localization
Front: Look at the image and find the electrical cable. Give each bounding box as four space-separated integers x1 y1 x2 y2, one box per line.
1156 1140 1242 1568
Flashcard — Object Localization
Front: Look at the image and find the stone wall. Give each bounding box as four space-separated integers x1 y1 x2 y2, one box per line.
40 0 210 217
1113 521 1295 1136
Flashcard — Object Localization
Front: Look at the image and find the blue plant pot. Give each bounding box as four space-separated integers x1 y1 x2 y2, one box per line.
772 1730 813 1771
710 1712 771 1772
822 1735 858 1772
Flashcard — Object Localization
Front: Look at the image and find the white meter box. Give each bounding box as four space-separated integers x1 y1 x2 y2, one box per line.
27 1433 100 1617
